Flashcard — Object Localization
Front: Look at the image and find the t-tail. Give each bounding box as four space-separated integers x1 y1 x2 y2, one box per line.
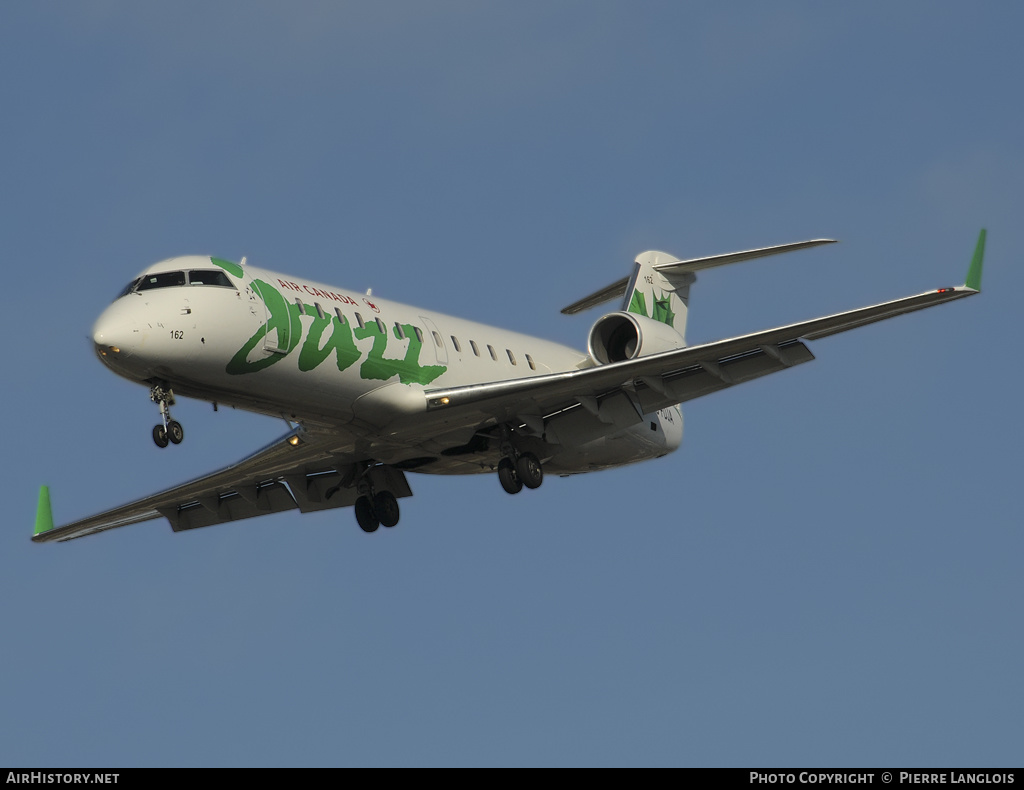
563 239 839 347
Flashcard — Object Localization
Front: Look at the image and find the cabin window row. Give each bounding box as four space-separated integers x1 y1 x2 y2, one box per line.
297 299 538 371
458 337 536 370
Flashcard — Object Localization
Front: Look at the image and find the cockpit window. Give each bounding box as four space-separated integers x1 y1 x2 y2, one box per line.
117 277 143 298
188 269 235 288
136 271 187 291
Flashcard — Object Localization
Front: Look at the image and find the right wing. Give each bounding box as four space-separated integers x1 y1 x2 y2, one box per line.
424 231 986 428
32 427 411 543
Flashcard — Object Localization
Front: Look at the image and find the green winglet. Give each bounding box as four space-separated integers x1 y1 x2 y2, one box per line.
34 486 54 536
965 228 986 291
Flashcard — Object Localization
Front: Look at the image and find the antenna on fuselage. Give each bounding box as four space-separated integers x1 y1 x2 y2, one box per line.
240 256 247 266
366 288 372 296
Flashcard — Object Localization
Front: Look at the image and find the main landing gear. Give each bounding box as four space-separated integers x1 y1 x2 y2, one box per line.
497 427 543 495
354 491 400 533
150 384 184 449
349 465 401 533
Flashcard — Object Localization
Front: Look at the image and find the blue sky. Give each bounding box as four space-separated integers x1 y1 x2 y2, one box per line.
3 2 1022 767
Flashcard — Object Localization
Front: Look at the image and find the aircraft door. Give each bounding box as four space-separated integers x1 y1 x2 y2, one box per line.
232 265 296 359
418 316 448 365
238 275 294 356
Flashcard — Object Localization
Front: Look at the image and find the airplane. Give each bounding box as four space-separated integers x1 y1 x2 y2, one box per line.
31 230 986 542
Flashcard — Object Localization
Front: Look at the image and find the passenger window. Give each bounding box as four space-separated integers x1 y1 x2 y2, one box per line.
413 326 424 343
451 336 461 353
355 313 365 329
294 298 306 316
470 340 480 357
314 303 325 320
334 308 346 323
526 354 536 371
188 270 235 288
507 349 517 365
394 322 406 340
375 318 386 333
487 344 497 361
136 271 186 291
432 331 443 348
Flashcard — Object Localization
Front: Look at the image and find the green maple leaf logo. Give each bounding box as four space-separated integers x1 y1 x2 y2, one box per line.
628 289 648 317
652 291 675 327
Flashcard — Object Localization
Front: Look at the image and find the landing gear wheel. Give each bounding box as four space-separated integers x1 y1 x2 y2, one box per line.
498 457 523 495
516 452 543 489
152 424 169 448
355 495 379 533
374 491 400 528
168 420 184 445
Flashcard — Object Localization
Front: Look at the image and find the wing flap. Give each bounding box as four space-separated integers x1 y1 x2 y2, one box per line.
160 482 299 532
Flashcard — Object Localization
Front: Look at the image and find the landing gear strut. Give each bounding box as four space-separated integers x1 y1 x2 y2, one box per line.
150 384 184 448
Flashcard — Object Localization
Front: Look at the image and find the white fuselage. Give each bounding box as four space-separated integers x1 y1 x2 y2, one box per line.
93 256 682 475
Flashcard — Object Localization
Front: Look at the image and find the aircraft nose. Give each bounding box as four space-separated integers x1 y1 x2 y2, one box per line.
92 301 138 361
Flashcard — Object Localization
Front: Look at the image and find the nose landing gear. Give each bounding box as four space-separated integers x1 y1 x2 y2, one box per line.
150 384 184 448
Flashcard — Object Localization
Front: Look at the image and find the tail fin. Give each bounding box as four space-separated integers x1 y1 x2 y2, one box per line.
624 251 695 342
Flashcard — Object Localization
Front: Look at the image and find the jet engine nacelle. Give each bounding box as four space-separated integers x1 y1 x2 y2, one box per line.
587 312 685 365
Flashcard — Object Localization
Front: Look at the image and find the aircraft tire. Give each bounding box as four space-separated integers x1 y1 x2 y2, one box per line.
152 424 169 448
516 452 543 490
168 420 184 445
355 496 379 533
374 491 400 528
498 458 523 495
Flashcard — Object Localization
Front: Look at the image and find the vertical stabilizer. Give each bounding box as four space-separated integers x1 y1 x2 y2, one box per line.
624 251 695 343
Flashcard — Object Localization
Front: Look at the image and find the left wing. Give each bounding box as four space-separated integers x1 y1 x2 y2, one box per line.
32 427 410 542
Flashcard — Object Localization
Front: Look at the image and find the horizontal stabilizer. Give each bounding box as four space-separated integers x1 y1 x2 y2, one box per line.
652 239 837 274
561 239 837 315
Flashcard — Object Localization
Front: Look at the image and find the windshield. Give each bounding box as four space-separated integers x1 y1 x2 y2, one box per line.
122 269 237 296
